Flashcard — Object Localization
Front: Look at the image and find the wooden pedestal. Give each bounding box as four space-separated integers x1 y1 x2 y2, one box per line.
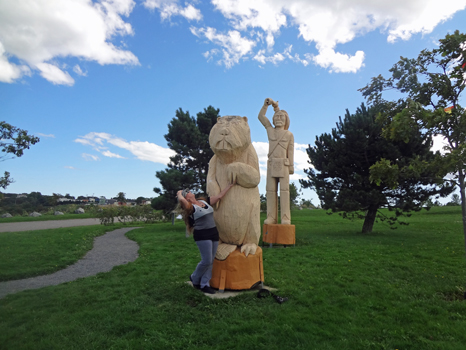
262 224 296 246
210 247 264 292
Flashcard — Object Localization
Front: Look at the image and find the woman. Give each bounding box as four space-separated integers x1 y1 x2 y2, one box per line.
177 183 235 294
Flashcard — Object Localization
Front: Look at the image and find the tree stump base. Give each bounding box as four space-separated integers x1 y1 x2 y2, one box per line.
210 247 264 292
262 224 296 246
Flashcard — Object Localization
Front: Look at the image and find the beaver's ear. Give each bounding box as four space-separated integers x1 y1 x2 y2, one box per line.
217 117 221 122
242 116 248 122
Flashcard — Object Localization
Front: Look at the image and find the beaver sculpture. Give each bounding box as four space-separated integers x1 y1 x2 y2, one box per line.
206 116 261 260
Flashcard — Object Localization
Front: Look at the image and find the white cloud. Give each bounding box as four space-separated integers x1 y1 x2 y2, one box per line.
73 65 87 77
101 150 126 159
75 132 176 164
36 62 75 86
0 0 139 85
82 153 100 161
307 49 365 73
143 0 202 21
36 133 55 138
190 27 256 68
253 50 285 65
64 166 76 169
193 0 466 71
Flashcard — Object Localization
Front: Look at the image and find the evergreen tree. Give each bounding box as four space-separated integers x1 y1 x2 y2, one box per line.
152 106 220 214
300 103 453 233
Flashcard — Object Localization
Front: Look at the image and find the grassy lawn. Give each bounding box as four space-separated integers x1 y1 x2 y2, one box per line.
1 207 465 349
0 225 112 281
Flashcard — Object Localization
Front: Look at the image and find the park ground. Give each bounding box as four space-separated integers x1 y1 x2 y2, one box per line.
0 207 465 350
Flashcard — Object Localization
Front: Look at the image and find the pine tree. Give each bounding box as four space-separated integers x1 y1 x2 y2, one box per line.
152 106 220 213
300 103 453 233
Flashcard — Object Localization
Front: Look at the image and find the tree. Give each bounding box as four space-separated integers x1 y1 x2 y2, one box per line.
1 121 40 190
260 194 267 212
152 106 220 214
446 194 461 206
300 103 452 233
360 31 466 293
116 192 126 204
300 198 315 209
289 182 301 208
136 196 147 205
451 194 462 206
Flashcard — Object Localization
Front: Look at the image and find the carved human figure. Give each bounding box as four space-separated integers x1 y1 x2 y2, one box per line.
258 98 294 225
207 116 261 260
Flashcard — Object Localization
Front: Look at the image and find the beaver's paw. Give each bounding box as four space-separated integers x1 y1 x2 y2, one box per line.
240 243 257 257
215 243 237 261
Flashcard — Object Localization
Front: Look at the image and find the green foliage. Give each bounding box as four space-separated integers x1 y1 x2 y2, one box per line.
446 194 461 207
359 30 466 246
115 192 127 203
300 103 452 233
1 208 466 349
0 171 12 190
96 205 165 225
0 121 40 190
0 193 100 217
153 106 220 214
289 182 300 208
260 194 266 212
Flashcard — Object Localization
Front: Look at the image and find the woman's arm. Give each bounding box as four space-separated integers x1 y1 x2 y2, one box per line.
177 190 190 210
209 182 235 206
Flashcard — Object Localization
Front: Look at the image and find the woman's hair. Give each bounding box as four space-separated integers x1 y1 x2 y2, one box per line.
175 196 194 235
175 192 209 236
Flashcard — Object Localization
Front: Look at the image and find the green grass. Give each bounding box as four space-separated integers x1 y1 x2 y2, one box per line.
0 213 96 223
1 207 465 349
0 225 111 281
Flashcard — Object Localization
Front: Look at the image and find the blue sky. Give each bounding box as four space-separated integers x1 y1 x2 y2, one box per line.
1 0 465 204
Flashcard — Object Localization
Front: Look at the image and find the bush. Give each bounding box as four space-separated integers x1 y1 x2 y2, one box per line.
96 205 165 226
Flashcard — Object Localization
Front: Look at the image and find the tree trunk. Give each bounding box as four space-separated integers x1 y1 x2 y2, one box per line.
362 206 378 233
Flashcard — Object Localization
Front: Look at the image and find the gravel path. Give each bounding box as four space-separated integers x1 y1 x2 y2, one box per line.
0 218 103 233
0 227 140 299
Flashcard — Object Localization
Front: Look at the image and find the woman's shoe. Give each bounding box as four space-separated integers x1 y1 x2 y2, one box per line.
190 275 200 289
200 286 216 294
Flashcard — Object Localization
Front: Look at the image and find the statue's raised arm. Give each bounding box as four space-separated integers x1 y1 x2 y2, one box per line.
258 98 278 128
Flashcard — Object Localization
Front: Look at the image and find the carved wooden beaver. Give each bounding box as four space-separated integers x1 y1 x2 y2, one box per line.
207 116 261 260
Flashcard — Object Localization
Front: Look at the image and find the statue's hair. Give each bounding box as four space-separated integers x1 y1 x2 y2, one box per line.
273 109 290 130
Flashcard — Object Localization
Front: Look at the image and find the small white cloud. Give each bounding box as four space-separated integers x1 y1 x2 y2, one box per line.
307 47 365 73
82 153 100 161
143 0 202 21
64 166 76 169
75 132 176 164
73 65 87 76
190 26 256 68
36 133 55 138
253 50 285 65
101 150 126 159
